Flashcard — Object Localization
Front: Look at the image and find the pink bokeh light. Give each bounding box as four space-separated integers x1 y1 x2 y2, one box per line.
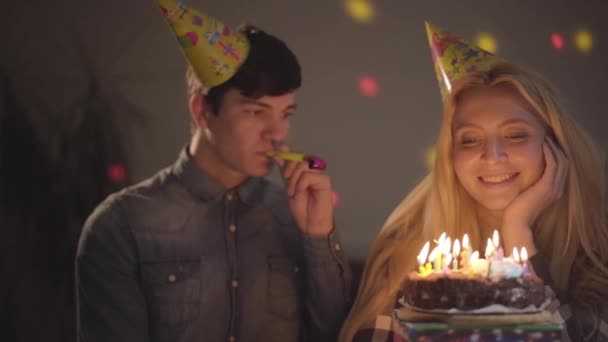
358 74 379 98
551 33 565 51
107 163 127 183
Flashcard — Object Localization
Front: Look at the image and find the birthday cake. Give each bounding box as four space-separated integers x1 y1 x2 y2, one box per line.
401 232 547 312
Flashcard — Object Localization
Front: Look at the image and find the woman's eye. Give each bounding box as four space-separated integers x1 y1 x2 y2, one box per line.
506 133 529 140
460 137 480 146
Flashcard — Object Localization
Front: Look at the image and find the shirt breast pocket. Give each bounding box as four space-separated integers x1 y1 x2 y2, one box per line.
140 259 201 325
267 256 301 320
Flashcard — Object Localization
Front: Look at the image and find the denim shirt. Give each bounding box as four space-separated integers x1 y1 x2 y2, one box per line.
76 148 352 342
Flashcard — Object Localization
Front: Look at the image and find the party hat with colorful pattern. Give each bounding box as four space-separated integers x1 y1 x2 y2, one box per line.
425 21 501 100
156 0 250 88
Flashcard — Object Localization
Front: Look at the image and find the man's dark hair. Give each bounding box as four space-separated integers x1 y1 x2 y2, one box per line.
186 24 301 114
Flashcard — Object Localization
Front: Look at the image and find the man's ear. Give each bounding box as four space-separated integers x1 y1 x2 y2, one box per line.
189 93 210 129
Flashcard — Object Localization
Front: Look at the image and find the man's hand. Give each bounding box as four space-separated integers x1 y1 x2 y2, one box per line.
273 145 334 236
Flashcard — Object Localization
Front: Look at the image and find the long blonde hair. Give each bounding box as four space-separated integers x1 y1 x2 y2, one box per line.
340 62 608 341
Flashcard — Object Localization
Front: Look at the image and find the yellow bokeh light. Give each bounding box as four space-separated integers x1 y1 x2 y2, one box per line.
574 29 593 53
345 0 374 23
424 146 437 170
475 32 498 54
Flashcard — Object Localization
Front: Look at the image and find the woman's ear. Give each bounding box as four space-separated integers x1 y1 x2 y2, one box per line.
189 93 210 130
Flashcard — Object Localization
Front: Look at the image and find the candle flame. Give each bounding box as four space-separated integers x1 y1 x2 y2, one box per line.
428 246 439 264
485 238 494 258
443 237 451 255
462 234 470 249
492 229 500 248
521 247 528 262
470 251 479 263
453 239 461 257
512 247 520 262
444 253 452 266
437 232 446 246
417 241 430 265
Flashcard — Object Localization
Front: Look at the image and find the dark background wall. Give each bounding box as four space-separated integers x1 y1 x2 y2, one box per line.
1 1 607 341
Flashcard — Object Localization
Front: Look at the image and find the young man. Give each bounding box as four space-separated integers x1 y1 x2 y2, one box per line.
75 1 351 342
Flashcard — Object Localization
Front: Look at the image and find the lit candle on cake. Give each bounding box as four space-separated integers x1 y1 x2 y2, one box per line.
429 246 441 272
493 230 504 261
485 238 494 260
492 230 499 247
433 232 447 271
521 247 529 275
443 254 452 274
424 262 432 274
460 234 470 269
437 232 446 246
470 250 479 262
452 239 460 271
512 247 520 263
443 237 451 257
417 241 430 275
442 239 451 272
469 250 480 276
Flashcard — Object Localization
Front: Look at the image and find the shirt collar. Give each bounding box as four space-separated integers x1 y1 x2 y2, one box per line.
171 146 264 205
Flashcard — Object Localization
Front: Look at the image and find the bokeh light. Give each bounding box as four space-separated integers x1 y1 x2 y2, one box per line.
345 0 375 23
574 29 593 53
551 33 565 51
358 74 379 98
424 146 437 171
107 163 127 183
474 32 498 54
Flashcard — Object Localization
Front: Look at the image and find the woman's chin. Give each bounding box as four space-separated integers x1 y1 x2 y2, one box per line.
477 196 516 212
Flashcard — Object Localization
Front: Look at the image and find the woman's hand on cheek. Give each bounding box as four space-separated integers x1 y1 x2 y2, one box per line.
501 137 569 254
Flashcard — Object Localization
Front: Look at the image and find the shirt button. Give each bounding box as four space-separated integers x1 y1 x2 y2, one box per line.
167 274 177 283
231 280 239 288
334 243 342 252
228 224 237 233
293 266 299 273
228 336 236 342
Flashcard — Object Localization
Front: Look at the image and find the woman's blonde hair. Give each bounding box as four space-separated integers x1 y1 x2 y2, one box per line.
340 62 608 341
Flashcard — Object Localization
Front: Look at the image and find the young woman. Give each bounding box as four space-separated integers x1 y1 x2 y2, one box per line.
341 60 608 341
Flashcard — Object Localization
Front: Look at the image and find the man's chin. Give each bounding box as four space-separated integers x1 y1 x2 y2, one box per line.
248 164 273 177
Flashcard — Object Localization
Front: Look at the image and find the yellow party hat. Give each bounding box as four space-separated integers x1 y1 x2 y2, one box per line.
156 0 250 88
425 21 501 100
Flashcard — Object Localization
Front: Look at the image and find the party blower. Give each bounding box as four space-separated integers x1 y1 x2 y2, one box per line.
266 151 327 170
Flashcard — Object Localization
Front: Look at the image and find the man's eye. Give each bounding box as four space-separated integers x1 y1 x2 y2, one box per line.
244 109 262 115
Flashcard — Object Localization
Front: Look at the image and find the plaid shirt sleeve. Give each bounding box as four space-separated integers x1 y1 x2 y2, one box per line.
545 289 608 341
351 314 408 342
529 253 608 341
